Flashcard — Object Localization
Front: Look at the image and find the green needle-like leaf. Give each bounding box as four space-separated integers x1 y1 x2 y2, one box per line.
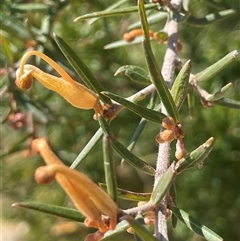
128 11 168 30
99 183 151 201
170 184 178 228
102 220 130 240
12 202 84 222
99 116 155 176
133 215 152 241
120 118 147 168
171 60 191 110
150 162 177 205
151 137 216 205
205 83 233 101
11 3 49 11
172 207 223 241
74 3 157 22
104 38 146 49
138 0 180 122
120 92 157 164
123 215 159 241
70 128 103 169
53 33 111 105
103 133 118 203
102 91 166 123
87 0 129 25
176 137 216 174
195 50 239 82
186 9 236 27
213 98 240 109
115 65 151 85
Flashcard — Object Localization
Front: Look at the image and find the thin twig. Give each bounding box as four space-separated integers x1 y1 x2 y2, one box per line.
154 1 182 240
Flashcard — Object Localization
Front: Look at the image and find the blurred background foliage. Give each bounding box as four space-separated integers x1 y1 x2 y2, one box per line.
1 0 239 241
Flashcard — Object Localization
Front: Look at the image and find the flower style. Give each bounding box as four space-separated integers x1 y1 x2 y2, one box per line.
15 51 103 116
32 137 119 234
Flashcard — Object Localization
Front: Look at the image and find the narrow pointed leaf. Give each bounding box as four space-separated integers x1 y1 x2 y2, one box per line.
172 207 223 241
103 134 118 202
150 162 177 205
123 118 148 155
99 183 151 201
195 50 239 82
53 33 111 105
123 215 159 241
213 98 240 109
12 202 84 222
205 83 233 101
115 65 151 85
128 11 168 30
176 137 216 174
87 0 129 25
104 37 146 49
99 116 155 176
70 128 103 169
102 91 166 123
102 220 130 240
170 184 178 228
186 9 236 27
138 0 180 122
171 60 191 110
121 92 157 164
74 3 157 22
11 3 49 11
133 215 152 241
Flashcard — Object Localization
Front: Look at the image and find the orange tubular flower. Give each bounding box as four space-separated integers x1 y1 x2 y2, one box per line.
15 51 103 116
32 137 119 233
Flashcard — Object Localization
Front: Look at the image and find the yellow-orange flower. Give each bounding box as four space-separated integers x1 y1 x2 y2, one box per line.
15 51 103 115
32 137 119 233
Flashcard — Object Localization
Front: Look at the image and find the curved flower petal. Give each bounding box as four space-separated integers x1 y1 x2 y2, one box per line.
32 137 119 232
15 51 103 115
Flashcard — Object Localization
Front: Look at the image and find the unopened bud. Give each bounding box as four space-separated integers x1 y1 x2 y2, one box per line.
175 139 187 160
35 166 56 185
15 68 33 90
162 116 176 130
174 123 184 139
156 130 175 143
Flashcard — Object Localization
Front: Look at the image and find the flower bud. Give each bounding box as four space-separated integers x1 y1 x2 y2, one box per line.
175 139 187 160
174 123 184 139
15 68 33 90
162 116 176 130
156 129 175 143
35 166 55 185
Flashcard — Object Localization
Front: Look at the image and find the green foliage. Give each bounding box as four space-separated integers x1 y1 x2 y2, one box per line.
1 0 239 241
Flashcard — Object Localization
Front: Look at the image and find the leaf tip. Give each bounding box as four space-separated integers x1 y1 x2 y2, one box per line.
12 202 19 208
232 50 239 59
205 137 216 147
